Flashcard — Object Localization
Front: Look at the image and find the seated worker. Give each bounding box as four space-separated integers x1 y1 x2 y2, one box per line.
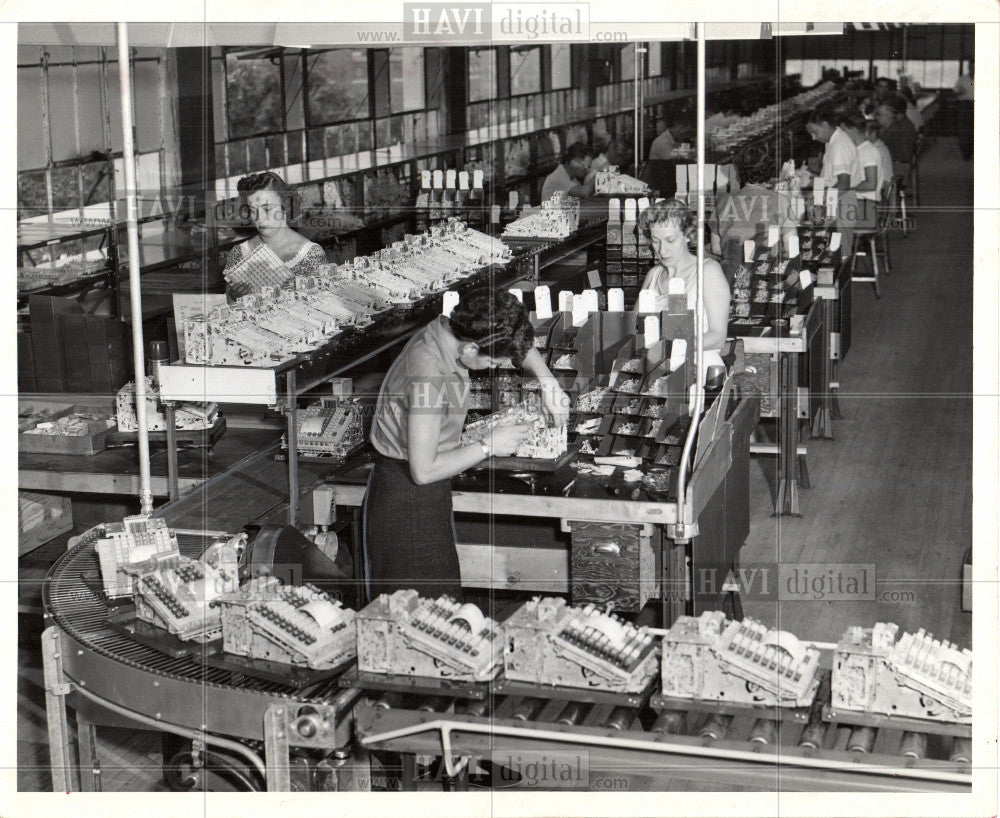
639 199 731 378
223 172 327 301
860 76 893 117
864 119 894 185
364 291 569 602
840 112 887 203
541 141 596 201
588 132 614 174
805 107 860 191
876 94 918 183
647 124 678 161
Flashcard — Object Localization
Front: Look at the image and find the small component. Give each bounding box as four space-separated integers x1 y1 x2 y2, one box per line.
620 358 644 374
502 192 580 239
116 377 218 433
594 168 650 195
503 597 659 693
133 555 238 642
356 590 502 682
95 515 181 598
461 403 567 460
218 577 357 669
552 353 577 371
831 623 971 723
661 612 821 707
615 377 641 394
575 387 608 414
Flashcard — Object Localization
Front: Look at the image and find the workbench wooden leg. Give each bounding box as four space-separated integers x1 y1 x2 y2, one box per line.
774 352 801 517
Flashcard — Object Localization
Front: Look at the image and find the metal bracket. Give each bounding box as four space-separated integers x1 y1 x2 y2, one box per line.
264 698 358 791
664 521 699 542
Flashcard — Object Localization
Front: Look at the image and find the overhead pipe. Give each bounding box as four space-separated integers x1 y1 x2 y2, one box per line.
116 22 154 515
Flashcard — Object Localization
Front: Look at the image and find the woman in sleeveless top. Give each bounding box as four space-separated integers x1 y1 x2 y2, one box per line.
638 199 731 375
223 172 327 301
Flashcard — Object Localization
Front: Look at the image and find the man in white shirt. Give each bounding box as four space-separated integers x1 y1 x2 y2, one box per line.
864 120 894 197
805 108 859 190
541 141 594 201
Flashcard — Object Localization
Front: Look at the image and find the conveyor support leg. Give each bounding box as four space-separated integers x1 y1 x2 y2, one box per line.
42 626 75 793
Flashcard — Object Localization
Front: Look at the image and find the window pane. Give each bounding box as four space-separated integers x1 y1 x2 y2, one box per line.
941 61 960 90
226 52 284 138
468 48 496 102
390 47 425 113
648 43 662 77
621 44 636 81
307 49 370 125
784 58 803 77
510 47 541 95
550 44 571 89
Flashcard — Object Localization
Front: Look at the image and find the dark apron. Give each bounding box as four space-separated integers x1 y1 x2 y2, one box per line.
362 453 462 604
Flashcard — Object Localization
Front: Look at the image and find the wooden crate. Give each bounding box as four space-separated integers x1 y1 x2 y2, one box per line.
569 522 658 613
18 491 73 556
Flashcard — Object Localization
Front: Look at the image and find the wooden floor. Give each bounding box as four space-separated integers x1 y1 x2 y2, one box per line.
16 137 974 792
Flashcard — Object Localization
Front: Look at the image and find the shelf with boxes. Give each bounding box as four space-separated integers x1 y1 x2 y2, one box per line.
603 196 655 303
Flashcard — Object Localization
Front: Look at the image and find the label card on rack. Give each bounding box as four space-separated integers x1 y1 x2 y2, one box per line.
644 315 660 348
637 196 650 214
830 231 842 252
473 169 484 189
799 269 813 289
445 169 457 188
607 288 625 312
786 233 800 258
442 290 460 317
507 288 523 303
534 285 552 319
582 289 599 313
558 290 574 312
793 194 806 219
743 240 755 262
586 268 602 289
623 199 638 223
571 295 588 327
675 165 689 195
508 191 519 211
490 205 501 223
825 188 839 218
458 171 470 190
637 289 657 314
421 170 432 189
667 277 686 296
432 170 444 189
767 225 781 248
670 338 687 372
812 179 827 206
608 198 622 221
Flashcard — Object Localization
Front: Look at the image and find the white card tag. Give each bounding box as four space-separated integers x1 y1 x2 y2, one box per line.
458 171 470 190
637 289 657 314
586 267 602 288
490 205 501 223
812 179 827 206
667 277 686 296
445 169 457 188
675 165 689 194
509 190 519 211
608 198 622 221
571 295 588 327
607 288 625 312
558 290 574 312
644 315 660 347
743 240 755 262
786 233 800 258
534 285 552 319
432 170 444 188
799 270 813 289
830 231 842 251
624 199 638 222
421 170 432 189
582 288 600 312
442 290 460 317
825 188 839 217
767 225 780 247
637 196 650 213
473 169 484 189
508 288 523 303
670 339 688 372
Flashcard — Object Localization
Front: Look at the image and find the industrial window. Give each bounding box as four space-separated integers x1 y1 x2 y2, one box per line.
389 47 425 113
306 49 370 125
621 43 637 81
468 47 497 102
647 43 662 77
510 46 542 96
225 50 285 138
551 44 572 89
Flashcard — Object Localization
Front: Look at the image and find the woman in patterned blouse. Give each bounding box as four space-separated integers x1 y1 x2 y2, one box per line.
223 172 328 301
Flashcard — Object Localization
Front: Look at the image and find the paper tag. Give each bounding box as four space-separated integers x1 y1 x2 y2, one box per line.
793 194 806 219
703 163 717 192
667 277 686 296
582 289 600 313
442 290 460 317
509 190 519 211
507 288 523 303
421 170 432 189
432 169 444 189
473 169 484 189
445 169 457 188
825 188 839 217
534 285 552 319
490 204 501 223
675 165 689 195
623 199 638 222
571 294 588 327
458 170 470 190
799 269 813 289
830 231 842 252
558 290 574 312
767 225 780 247
644 315 660 347
743 240 755 263
670 338 688 372
688 383 698 412
586 267 602 288
786 233 800 258
607 288 625 312
608 198 622 221
637 289 657 314
637 196 650 214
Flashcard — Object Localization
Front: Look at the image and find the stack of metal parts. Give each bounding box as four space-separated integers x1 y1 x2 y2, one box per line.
503 597 659 693
356 590 502 682
286 398 366 459
661 611 821 707
502 192 581 239
461 403 568 460
134 555 239 642
116 376 218 433
94 515 182 599
594 167 650 195
831 622 972 723
218 576 357 670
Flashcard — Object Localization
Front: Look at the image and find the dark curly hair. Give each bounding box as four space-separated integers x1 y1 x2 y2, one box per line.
638 199 696 246
562 141 592 166
236 171 298 219
448 290 533 367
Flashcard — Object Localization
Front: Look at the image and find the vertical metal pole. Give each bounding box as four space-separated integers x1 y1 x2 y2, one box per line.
117 23 154 515
42 627 74 792
633 45 640 176
286 371 299 525
165 402 180 501
676 24 707 525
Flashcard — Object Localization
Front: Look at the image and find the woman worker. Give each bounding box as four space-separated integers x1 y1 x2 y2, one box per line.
224 172 328 300
364 291 570 602
639 199 731 376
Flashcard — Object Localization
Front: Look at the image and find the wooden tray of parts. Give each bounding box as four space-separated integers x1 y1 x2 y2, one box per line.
479 441 580 473
18 420 110 456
